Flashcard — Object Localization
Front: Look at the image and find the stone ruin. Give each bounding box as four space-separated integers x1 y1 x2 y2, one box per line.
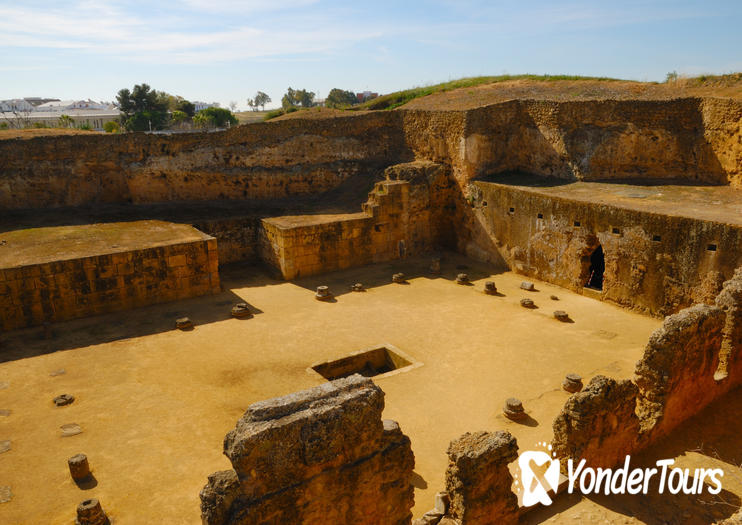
553 268 742 468
194 267 742 524
200 374 415 525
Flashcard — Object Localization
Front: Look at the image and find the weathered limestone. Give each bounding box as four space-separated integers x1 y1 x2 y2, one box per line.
443 431 519 525
553 272 742 469
75 498 107 525
314 285 333 301
175 317 194 330
455 273 470 285
552 375 640 469
634 303 725 436
553 310 570 322
230 303 252 319
0 222 220 331
483 281 497 295
68 454 91 481
393 273 407 283
200 375 415 525
54 394 75 407
520 281 535 291
503 398 526 421
519 298 534 308
351 283 365 292
561 373 583 393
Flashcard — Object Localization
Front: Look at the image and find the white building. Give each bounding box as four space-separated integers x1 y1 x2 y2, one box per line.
193 101 219 112
0 99 35 112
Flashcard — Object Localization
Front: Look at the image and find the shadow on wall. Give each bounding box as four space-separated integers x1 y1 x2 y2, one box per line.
0 287 254 363
461 99 730 185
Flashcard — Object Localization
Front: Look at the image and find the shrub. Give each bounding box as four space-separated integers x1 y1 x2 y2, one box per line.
103 121 120 133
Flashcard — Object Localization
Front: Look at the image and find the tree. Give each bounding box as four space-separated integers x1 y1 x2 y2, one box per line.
58 114 75 128
103 121 120 133
116 83 169 131
229 101 238 112
193 107 238 129
325 88 358 108
281 87 315 110
248 91 271 111
175 98 195 117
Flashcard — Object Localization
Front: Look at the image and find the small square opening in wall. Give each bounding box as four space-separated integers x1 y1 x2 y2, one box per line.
509 207 515 213
574 220 581 227
537 213 544 219
708 244 718 252
310 345 421 381
612 227 621 235
652 235 662 242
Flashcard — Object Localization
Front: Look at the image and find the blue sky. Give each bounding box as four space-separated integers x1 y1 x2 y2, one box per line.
1 0 740 109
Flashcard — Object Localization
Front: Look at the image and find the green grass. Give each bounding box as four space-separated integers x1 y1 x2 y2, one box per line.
355 74 624 110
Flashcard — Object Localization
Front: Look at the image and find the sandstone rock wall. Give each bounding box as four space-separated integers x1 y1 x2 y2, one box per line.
456 98 742 186
0 232 219 331
443 431 519 525
200 374 415 525
258 162 446 280
553 270 742 468
0 112 407 209
3 97 740 211
468 182 742 316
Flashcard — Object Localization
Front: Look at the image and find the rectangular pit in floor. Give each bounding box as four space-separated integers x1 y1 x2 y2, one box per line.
311 344 421 380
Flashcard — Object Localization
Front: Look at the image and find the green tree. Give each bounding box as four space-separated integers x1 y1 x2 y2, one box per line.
175 98 195 117
325 88 358 108
248 91 271 111
57 114 74 128
103 121 120 133
193 107 238 128
116 83 169 131
281 87 314 110
170 110 189 125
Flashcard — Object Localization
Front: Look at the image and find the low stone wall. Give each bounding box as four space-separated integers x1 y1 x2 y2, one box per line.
195 217 261 265
552 268 742 468
259 161 444 280
200 374 415 525
0 225 220 331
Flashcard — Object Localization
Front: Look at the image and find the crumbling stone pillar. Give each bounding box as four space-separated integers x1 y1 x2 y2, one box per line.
552 375 640 469
200 374 415 525
443 431 519 525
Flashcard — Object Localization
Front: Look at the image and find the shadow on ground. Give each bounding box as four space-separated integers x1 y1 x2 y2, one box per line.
0 287 255 362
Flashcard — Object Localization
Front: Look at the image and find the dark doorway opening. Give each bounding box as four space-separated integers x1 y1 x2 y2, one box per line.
586 245 604 290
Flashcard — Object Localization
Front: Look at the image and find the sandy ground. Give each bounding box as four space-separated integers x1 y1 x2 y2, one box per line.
1 251 719 525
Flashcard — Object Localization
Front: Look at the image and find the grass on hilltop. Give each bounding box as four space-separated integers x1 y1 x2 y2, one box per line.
355 74 624 110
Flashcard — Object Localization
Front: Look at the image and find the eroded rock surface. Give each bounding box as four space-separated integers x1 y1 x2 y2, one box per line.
200 374 414 525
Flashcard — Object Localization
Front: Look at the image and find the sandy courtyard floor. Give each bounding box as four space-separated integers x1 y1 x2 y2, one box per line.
0 253 670 523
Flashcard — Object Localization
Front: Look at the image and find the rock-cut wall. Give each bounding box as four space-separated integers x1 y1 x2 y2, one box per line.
200 374 415 525
0 112 407 209
552 268 742 468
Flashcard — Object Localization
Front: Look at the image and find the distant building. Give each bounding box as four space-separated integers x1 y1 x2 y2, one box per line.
24 97 60 107
356 91 379 103
0 109 120 130
0 99 35 112
194 101 220 112
0 97 119 130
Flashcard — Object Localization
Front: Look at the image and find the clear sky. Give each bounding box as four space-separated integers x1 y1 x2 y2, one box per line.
1 0 740 110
